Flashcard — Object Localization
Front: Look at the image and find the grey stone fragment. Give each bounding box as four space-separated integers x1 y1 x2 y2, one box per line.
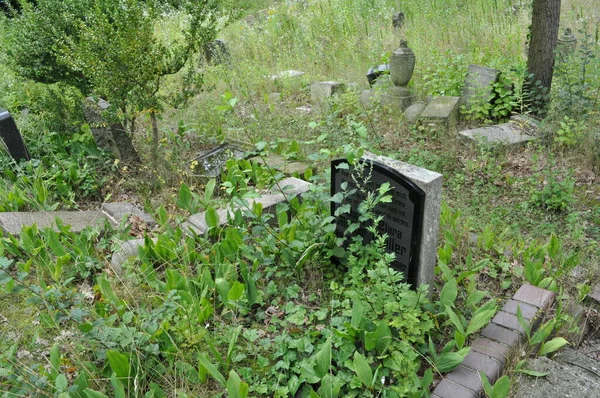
110 238 156 275
361 152 443 292
419 96 460 130
588 283 600 304
101 202 155 228
270 70 305 81
514 349 600 398
461 65 500 109
252 154 310 175
403 101 427 122
310 81 347 110
459 123 536 146
0 211 107 236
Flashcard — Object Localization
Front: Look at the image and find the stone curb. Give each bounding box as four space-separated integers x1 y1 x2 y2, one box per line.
433 284 555 398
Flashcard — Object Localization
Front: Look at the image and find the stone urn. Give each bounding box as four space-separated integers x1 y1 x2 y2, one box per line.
389 40 415 87
557 28 577 57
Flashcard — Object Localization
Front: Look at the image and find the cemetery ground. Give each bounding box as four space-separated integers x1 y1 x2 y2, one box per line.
0 0 599 397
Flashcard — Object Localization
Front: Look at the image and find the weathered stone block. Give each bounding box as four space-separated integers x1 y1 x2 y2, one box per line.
419 96 460 130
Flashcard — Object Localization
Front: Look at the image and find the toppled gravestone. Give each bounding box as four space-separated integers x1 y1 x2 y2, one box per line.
83 97 140 164
458 114 539 146
419 96 460 130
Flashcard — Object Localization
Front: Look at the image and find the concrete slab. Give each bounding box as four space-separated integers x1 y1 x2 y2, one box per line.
459 123 536 146
101 202 155 227
0 211 107 235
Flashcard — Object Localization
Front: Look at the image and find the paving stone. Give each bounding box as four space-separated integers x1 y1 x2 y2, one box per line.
445 365 483 393
501 299 539 321
492 311 527 334
461 350 503 381
513 284 555 310
459 123 536 146
0 211 107 236
101 202 155 228
433 379 478 398
481 323 522 347
470 337 511 366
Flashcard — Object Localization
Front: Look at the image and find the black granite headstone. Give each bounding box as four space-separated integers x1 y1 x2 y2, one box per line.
331 158 425 285
0 108 31 162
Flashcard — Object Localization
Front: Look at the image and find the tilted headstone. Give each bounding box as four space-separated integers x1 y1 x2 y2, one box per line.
460 65 500 109
310 81 347 111
0 108 31 162
83 97 140 164
331 153 442 290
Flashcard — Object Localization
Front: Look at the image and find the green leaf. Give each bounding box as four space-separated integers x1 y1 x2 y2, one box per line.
445 305 465 336
198 353 226 386
55 374 68 393
227 281 245 301
491 375 511 398
530 320 556 346
314 338 331 378
480 372 493 397
215 278 230 305
226 370 248 398
440 279 458 309
205 206 220 230
435 349 468 373
106 350 130 380
177 183 193 212
204 179 216 204
111 373 126 398
539 337 569 356
318 374 341 398
365 321 392 354
547 233 560 260
353 352 373 388
50 343 61 379
84 390 110 398
517 368 548 377
466 304 497 336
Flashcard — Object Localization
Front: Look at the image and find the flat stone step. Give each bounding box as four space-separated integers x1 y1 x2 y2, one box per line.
459 122 536 146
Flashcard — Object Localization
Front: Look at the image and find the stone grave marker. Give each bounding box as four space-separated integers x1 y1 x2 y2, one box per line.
310 81 347 111
419 96 460 130
0 107 31 162
331 152 442 289
460 65 500 109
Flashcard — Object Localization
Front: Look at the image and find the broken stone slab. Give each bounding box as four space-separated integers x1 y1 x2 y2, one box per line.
514 348 600 398
310 81 347 110
0 203 154 236
460 65 500 110
270 70 305 81
419 96 460 130
459 123 536 146
101 202 156 228
190 143 246 178
110 237 158 275
184 177 312 235
0 211 107 236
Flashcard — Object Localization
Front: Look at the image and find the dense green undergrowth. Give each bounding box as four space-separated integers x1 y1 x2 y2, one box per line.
0 0 599 396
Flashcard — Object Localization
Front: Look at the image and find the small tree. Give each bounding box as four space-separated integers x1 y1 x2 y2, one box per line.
7 0 222 158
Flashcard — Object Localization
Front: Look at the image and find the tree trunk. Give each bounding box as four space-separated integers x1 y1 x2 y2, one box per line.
151 110 159 162
526 0 562 114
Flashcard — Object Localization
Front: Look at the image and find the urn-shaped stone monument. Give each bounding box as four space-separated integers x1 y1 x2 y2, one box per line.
388 40 415 110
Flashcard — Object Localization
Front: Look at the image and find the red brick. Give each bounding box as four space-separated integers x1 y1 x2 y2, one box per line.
471 337 510 366
512 284 555 309
461 350 503 381
491 311 526 334
502 299 539 320
481 323 521 347
433 379 478 398
446 365 483 393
